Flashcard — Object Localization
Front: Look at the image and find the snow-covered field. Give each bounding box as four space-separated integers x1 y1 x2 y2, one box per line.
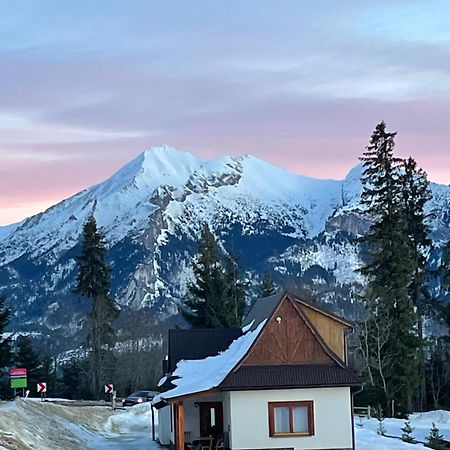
0 397 448 450
356 410 450 449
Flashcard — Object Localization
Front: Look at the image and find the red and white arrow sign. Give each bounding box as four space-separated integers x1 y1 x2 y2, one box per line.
37 382 47 393
104 384 114 394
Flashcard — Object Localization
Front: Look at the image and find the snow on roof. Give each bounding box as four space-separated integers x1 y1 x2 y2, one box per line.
241 319 254 333
153 320 266 404
157 376 167 388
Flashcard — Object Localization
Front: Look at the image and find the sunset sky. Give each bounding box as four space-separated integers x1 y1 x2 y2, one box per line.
1 0 450 225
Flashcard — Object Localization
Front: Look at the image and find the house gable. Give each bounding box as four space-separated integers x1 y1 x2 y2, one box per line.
240 295 336 366
297 301 350 361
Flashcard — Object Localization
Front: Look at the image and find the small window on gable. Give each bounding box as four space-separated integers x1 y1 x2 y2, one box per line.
268 401 314 437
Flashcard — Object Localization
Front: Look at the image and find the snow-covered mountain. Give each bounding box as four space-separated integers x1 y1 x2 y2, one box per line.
1 146 449 345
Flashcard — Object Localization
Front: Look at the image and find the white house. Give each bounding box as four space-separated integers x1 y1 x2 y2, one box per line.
153 291 361 450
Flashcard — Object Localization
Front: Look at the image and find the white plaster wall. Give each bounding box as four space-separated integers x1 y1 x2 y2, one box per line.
184 400 201 441
229 387 353 450
222 392 232 447
158 405 172 446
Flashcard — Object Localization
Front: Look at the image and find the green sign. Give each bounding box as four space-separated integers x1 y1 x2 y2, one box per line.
11 377 27 388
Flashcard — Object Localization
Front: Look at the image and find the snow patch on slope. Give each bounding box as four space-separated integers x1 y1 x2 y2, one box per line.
0 221 21 241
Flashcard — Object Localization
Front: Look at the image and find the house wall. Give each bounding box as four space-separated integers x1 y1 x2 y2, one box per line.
222 392 232 447
158 405 172 446
229 387 353 450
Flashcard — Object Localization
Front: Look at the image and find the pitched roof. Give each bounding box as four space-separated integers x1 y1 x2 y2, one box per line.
242 291 284 331
167 327 243 373
153 321 266 405
220 364 361 390
243 290 352 331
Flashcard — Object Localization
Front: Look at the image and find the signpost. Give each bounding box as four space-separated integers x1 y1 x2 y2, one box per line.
37 382 47 401
105 384 115 410
9 368 27 396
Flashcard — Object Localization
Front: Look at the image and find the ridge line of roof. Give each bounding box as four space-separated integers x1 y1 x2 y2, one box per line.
294 297 352 327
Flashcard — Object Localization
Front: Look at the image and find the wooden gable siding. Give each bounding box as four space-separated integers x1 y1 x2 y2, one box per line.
241 297 334 366
298 302 347 361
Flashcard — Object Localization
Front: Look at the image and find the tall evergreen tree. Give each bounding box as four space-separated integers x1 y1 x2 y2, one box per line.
75 216 119 398
0 295 12 370
400 156 432 409
438 239 450 331
358 122 419 415
14 335 43 394
183 224 246 328
224 255 247 326
440 239 450 294
260 273 277 297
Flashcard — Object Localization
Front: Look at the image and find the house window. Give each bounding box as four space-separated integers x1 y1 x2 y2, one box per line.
268 401 314 437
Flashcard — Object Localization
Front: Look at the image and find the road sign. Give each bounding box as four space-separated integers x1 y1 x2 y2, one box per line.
10 368 27 389
11 378 27 388
10 368 27 377
37 382 47 393
105 384 113 394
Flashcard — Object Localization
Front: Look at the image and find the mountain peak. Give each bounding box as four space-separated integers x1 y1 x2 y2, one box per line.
137 145 204 177
141 145 197 162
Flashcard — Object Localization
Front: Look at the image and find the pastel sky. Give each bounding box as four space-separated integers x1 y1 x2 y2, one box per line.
1 1 450 225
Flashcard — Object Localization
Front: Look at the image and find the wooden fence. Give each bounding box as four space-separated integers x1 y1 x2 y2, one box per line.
353 406 372 418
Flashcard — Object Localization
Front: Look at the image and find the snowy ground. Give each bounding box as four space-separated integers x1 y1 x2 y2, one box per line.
0 398 158 450
0 398 449 449
355 410 450 449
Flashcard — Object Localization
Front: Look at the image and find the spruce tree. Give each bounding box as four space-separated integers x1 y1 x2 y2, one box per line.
0 295 12 370
426 241 450 410
14 335 43 394
425 423 446 450
260 273 277 297
440 239 450 296
75 216 119 398
61 360 90 400
224 256 247 326
401 421 416 443
358 122 419 415
184 224 246 328
400 156 432 410
184 224 224 327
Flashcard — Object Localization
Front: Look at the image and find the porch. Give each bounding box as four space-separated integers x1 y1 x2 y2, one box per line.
171 391 231 450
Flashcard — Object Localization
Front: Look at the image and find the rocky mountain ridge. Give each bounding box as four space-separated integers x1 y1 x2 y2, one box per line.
1 146 449 346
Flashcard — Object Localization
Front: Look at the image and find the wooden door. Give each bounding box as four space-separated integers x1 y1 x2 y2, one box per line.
199 402 223 438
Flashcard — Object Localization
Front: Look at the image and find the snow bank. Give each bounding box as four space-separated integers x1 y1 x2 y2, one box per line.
355 410 450 449
154 320 266 402
104 402 156 435
0 398 110 449
0 398 157 449
410 409 450 426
